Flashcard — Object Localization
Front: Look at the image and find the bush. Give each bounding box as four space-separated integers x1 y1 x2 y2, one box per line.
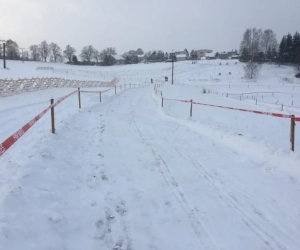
244 62 262 79
296 73 300 78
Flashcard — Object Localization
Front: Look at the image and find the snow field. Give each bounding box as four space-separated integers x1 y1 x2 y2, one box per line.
0 60 300 249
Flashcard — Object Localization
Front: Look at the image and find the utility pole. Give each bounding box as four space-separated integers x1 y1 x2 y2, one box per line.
0 40 6 69
20 48 25 63
172 59 174 85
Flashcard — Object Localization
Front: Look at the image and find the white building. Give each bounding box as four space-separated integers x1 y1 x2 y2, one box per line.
176 54 188 61
206 52 216 60
112 55 125 65
169 49 189 61
197 49 213 58
138 54 146 62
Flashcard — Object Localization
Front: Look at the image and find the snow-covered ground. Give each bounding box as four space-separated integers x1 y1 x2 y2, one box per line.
1 60 300 250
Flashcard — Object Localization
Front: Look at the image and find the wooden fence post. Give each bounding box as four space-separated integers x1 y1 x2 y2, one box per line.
100 91 102 103
115 85 116 95
190 99 193 117
282 104 283 111
161 91 162 97
256 99 257 105
51 99 55 134
162 97 164 107
78 87 81 109
291 115 295 152
226 93 228 98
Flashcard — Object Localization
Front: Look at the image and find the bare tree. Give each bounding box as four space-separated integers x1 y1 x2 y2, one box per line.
63 45 76 62
100 47 117 60
38 40 50 62
29 45 40 61
80 45 94 62
50 43 62 62
6 39 19 59
23 51 29 61
244 62 262 79
92 49 101 63
136 48 144 55
261 29 277 53
240 28 263 59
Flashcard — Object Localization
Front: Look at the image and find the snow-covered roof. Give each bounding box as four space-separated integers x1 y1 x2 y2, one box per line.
112 55 124 60
138 54 145 58
206 53 215 57
169 50 186 54
176 54 187 58
219 52 228 55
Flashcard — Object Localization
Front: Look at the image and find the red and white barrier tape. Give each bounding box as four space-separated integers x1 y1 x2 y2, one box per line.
163 98 300 120
227 91 300 96
163 98 191 103
0 90 77 157
80 88 114 94
192 101 292 119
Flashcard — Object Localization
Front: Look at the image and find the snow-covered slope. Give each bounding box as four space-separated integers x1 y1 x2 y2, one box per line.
1 60 300 250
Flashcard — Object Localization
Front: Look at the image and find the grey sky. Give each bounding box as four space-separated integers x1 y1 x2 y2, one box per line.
1 0 300 55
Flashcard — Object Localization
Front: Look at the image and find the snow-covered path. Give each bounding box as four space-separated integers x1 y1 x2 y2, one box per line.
1 85 300 250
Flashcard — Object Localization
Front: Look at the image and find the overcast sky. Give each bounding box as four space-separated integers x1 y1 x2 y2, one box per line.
1 0 300 55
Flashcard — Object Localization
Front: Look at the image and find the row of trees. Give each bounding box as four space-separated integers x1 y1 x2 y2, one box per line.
240 27 300 64
0 39 148 66
0 39 77 63
278 32 300 63
240 28 278 62
30 42 76 63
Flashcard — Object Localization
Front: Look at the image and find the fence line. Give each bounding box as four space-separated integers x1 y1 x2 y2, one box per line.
155 86 300 151
0 79 155 158
0 77 117 97
0 90 78 157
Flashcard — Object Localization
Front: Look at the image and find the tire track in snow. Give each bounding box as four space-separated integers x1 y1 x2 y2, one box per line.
129 113 217 250
148 118 298 250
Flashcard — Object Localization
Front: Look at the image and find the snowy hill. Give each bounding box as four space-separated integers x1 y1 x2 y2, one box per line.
1 60 300 250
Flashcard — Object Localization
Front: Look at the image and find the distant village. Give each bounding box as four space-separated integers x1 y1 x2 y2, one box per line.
110 49 240 65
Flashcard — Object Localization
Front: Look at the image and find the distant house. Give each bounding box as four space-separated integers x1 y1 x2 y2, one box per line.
148 51 163 62
176 54 187 61
206 52 216 60
227 50 239 58
218 52 228 59
197 49 213 58
231 55 240 60
112 55 125 65
138 54 146 63
169 49 189 61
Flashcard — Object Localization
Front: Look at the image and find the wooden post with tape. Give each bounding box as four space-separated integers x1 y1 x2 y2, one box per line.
78 87 81 109
50 99 55 134
290 115 295 152
100 91 102 103
190 99 193 117
162 97 164 107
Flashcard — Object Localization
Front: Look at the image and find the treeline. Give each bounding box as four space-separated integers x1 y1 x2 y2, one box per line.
278 32 300 64
0 39 148 66
239 28 300 64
